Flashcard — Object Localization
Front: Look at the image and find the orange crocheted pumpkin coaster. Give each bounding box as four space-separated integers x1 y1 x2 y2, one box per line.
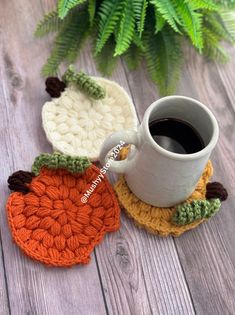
114 159 213 237
6 156 120 266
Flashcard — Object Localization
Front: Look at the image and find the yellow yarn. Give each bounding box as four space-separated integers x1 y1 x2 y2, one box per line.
115 148 213 236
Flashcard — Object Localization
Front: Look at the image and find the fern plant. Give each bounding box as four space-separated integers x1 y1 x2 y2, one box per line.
35 0 235 95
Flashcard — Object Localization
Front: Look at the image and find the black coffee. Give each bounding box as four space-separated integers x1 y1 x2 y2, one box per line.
149 118 205 154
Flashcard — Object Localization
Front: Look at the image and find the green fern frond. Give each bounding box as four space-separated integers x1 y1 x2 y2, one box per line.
154 7 166 33
115 0 135 55
188 0 218 10
95 0 124 54
123 44 143 70
144 27 183 95
133 0 148 36
215 0 235 8
66 9 90 62
150 0 181 33
58 0 86 19
174 0 203 50
88 0 96 24
204 11 234 43
42 9 86 76
132 32 146 51
202 27 229 63
220 10 235 40
94 37 118 76
35 11 63 37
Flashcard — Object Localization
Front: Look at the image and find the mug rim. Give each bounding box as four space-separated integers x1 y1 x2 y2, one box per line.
143 95 219 161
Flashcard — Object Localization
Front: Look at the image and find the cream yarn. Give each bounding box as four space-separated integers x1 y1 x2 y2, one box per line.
42 77 138 161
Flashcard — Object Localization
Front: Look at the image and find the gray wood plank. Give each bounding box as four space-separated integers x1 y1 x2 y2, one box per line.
0 1 107 314
0 242 9 315
122 45 235 315
173 45 235 315
74 45 196 315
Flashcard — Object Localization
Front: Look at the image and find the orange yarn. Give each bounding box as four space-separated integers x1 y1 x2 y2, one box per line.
6 164 120 266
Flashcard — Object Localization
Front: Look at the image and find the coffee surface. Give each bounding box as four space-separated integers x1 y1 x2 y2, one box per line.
149 118 205 154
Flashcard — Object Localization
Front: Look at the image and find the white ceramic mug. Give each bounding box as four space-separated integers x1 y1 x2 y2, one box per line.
99 96 219 207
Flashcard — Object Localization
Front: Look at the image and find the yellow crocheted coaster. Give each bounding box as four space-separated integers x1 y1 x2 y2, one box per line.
114 161 213 237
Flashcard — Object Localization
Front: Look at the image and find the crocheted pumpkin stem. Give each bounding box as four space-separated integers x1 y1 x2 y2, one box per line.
8 170 35 194
206 182 228 201
45 77 66 98
32 152 91 176
62 65 106 100
172 199 221 225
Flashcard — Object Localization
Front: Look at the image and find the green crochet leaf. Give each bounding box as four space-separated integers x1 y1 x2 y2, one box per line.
62 65 106 99
58 0 86 19
172 199 221 225
115 0 135 55
32 153 91 176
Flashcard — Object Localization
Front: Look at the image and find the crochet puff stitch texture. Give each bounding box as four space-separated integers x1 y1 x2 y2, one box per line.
42 77 138 161
115 148 214 236
6 154 120 266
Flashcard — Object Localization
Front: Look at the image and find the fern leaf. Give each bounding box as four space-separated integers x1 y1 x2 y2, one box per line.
174 0 203 50
187 0 218 10
67 9 90 62
35 11 63 37
133 0 148 36
95 0 124 54
58 0 86 19
220 10 235 40
132 32 146 51
42 9 87 76
202 27 229 63
94 37 118 76
115 0 135 55
154 7 166 33
88 0 96 24
204 12 234 43
123 44 143 70
144 27 183 95
215 0 235 9
149 0 181 33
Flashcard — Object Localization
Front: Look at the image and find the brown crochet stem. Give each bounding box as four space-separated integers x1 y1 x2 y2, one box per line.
8 170 35 194
45 77 66 98
206 182 228 201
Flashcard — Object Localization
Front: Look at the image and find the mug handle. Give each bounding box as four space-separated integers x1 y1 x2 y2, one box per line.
99 130 139 173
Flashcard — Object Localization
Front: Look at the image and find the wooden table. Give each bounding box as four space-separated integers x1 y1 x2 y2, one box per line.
0 1 235 314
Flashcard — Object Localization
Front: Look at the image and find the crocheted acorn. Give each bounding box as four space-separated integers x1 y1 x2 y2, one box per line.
42 71 138 161
206 182 228 201
172 199 221 225
45 77 66 98
62 65 105 100
6 153 120 266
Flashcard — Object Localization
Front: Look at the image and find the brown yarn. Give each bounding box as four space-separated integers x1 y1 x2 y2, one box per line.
8 171 35 194
206 182 228 201
45 77 66 98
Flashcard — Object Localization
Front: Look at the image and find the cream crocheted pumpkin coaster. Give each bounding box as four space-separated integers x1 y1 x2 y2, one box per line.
42 78 138 161
114 160 213 237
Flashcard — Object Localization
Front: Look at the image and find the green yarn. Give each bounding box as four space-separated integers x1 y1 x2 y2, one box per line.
62 65 106 100
172 198 221 225
32 152 91 176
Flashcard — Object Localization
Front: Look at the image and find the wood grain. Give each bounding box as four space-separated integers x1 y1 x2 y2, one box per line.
0 0 235 314
174 46 235 315
0 1 106 314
